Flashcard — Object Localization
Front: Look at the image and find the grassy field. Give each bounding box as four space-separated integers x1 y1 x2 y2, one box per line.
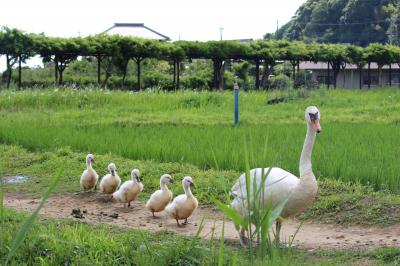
1 144 399 225
1 87 400 265
2 209 399 266
0 88 399 192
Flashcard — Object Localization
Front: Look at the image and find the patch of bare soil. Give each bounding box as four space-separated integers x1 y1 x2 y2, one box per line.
4 192 400 250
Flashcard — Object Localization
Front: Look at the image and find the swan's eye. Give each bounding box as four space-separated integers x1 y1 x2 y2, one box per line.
309 112 319 121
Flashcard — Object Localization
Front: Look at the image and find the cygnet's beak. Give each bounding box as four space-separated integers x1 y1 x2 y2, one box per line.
91 158 95 163
312 119 322 134
190 181 196 188
136 175 141 182
170 178 176 184
111 169 115 176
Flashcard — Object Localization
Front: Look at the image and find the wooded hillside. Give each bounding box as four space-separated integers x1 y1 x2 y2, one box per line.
275 0 400 46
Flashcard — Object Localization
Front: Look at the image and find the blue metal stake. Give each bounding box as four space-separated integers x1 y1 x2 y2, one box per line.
234 77 239 125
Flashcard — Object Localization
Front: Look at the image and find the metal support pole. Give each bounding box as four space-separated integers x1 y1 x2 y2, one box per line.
234 77 239 126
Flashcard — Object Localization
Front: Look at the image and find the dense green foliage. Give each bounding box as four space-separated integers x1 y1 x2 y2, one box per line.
276 0 398 46
0 88 399 192
1 26 400 90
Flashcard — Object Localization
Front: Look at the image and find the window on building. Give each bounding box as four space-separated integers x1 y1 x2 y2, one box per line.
391 73 400 85
363 74 378 85
316 75 334 85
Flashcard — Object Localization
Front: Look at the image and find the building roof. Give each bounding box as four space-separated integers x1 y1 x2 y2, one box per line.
300 61 399 70
104 23 170 41
227 38 254 43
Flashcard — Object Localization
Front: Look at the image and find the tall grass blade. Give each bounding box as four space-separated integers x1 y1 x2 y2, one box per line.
218 220 225 266
0 176 3 251
289 221 303 248
5 166 63 264
215 200 244 230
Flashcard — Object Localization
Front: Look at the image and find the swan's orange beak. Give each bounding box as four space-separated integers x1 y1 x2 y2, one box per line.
312 119 321 133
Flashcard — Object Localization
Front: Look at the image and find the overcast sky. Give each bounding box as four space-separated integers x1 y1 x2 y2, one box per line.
1 0 306 70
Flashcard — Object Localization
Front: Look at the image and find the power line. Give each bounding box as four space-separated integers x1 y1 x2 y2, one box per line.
289 18 394 26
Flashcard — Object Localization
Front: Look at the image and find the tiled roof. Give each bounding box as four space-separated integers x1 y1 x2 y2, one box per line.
104 23 170 41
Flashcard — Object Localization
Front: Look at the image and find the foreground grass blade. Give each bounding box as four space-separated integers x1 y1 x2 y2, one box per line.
5 166 63 264
215 199 244 230
0 177 3 251
218 220 225 266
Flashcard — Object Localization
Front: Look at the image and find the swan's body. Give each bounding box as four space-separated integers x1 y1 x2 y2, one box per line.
231 167 317 219
100 163 121 194
80 154 98 191
165 176 198 226
146 174 175 217
113 169 142 208
231 106 321 246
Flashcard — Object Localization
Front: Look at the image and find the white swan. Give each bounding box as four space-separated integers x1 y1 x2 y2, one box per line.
165 176 198 226
146 174 175 217
112 169 143 208
231 106 321 246
100 163 121 195
80 154 98 191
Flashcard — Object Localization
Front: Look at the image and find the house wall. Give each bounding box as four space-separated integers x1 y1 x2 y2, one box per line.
310 69 400 89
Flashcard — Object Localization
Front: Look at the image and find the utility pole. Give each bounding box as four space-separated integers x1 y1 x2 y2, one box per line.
234 76 239 125
220 27 224 41
276 20 279 39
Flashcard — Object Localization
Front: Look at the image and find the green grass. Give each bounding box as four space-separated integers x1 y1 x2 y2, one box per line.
1 144 399 225
0 208 311 266
1 87 400 265
314 247 400 265
1 208 398 265
0 88 400 192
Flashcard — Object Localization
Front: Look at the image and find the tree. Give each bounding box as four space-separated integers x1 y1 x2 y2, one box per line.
388 2 400 45
164 43 185 90
86 34 118 85
249 41 276 89
275 41 311 84
364 44 396 86
36 36 83 85
276 0 396 45
205 41 250 90
345 45 366 89
0 27 35 88
312 44 349 89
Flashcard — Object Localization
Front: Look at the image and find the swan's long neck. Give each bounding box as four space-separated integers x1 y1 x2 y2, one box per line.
86 160 92 170
160 181 168 191
299 124 316 177
184 185 193 198
283 123 318 217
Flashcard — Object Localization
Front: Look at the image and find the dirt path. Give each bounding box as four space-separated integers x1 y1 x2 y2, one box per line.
4 192 400 250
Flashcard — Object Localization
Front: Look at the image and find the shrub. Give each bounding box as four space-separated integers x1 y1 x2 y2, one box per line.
268 74 293 90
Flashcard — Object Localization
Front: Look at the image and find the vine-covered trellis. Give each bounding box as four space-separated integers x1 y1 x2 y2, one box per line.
1 26 400 90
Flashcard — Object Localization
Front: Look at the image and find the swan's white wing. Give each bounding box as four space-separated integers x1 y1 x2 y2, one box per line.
231 167 299 208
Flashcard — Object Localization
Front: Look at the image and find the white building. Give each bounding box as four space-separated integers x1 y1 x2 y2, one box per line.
300 61 400 89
